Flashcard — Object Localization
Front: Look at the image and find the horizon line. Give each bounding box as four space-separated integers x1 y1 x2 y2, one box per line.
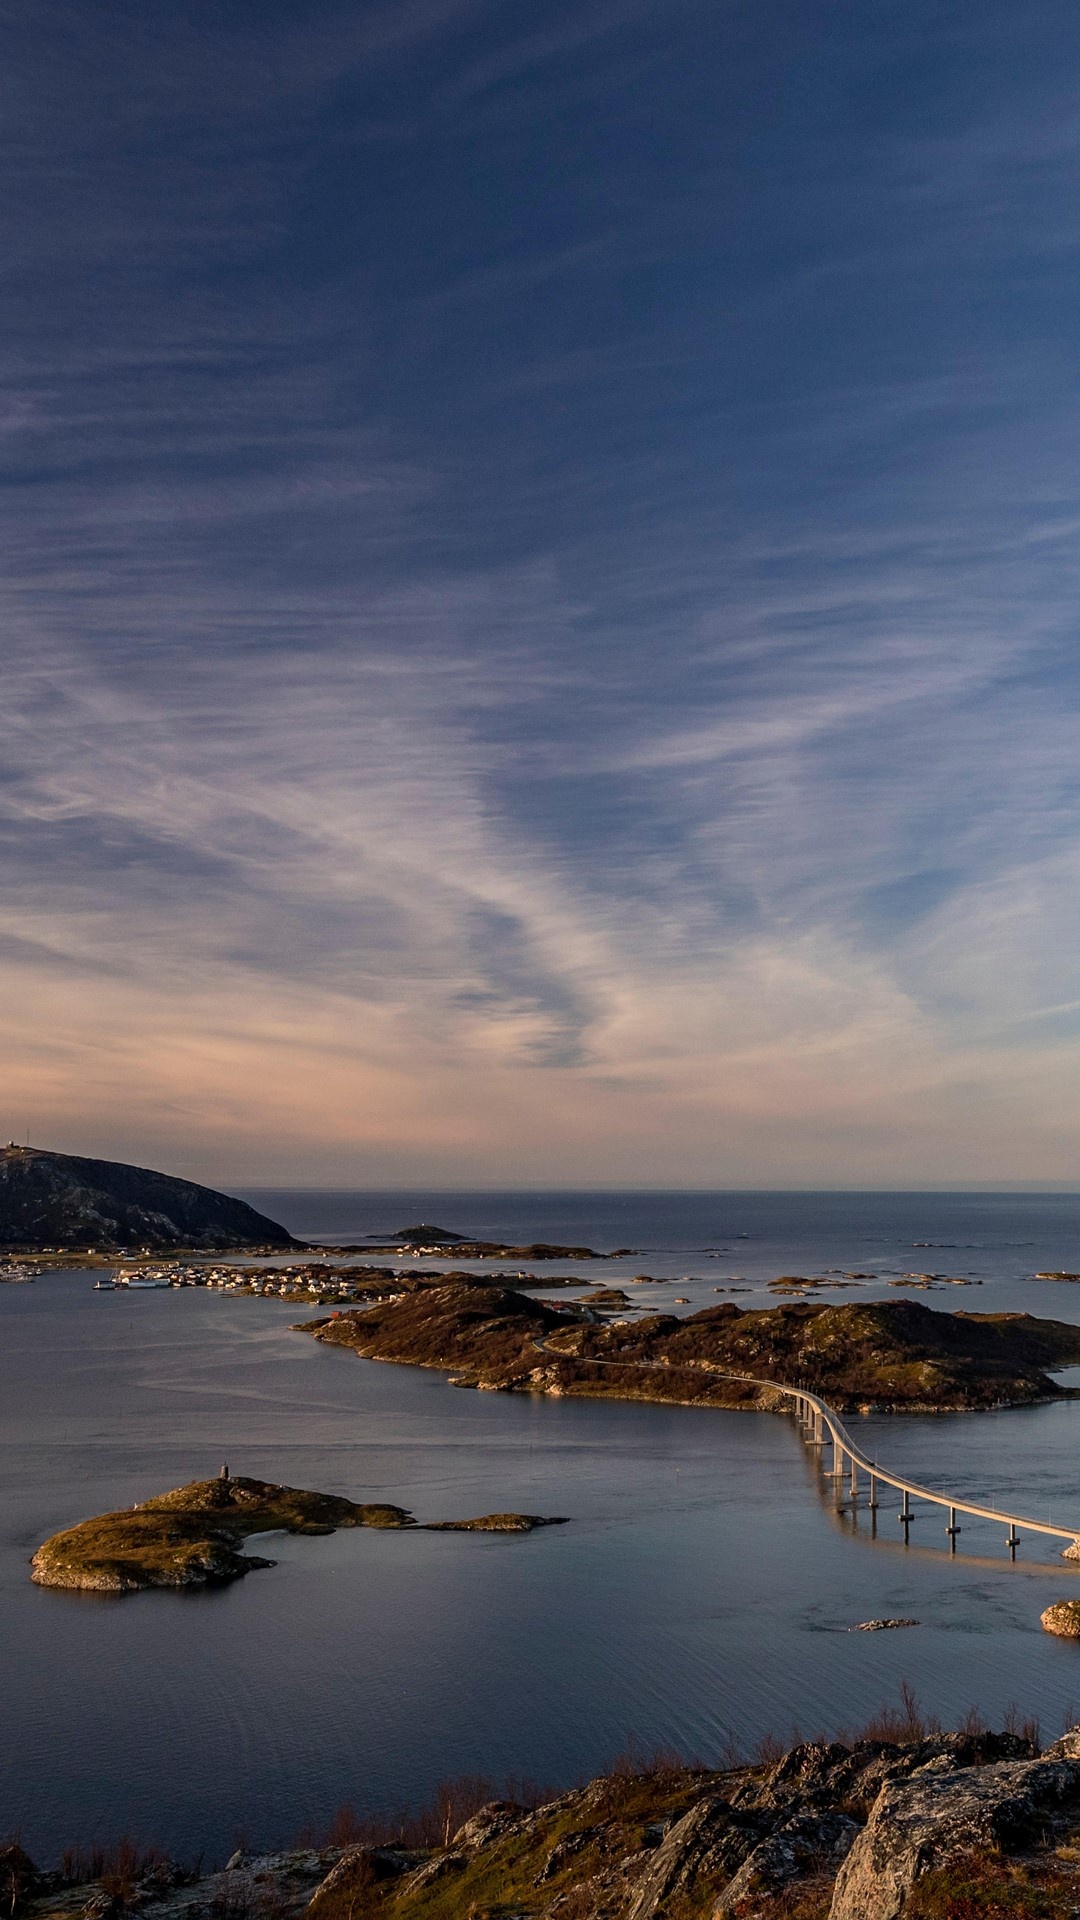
232 1182 1080 1196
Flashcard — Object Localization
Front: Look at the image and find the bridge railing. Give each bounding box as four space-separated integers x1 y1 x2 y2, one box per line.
535 1335 1080 1555
767 1375 1079 1551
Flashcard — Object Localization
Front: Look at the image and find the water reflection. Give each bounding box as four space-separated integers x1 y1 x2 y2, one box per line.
6 1240 1080 1864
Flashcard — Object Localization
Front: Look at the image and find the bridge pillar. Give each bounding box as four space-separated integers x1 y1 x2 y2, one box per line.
899 1488 912 1534
867 1475 879 1511
946 1506 960 1553
849 1458 858 1499
1007 1526 1019 1559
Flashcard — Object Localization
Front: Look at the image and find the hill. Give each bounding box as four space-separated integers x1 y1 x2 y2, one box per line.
300 1283 1080 1410
0 1146 295 1250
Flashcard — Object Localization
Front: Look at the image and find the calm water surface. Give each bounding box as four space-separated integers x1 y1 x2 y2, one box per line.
5 1191 1080 1862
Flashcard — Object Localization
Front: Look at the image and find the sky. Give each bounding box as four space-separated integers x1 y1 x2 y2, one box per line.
5 0 1080 1188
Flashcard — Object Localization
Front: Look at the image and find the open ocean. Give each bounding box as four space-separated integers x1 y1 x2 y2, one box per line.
6 1191 1080 1863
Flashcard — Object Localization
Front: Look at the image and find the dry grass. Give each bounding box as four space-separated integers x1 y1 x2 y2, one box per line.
299 1775 551 1854
31 1479 415 1590
55 1836 176 1895
904 1851 1079 1917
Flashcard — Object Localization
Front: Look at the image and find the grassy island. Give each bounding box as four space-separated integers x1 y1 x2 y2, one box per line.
30 1476 414 1592
299 1283 1080 1412
424 1513 567 1532
31 1476 569 1593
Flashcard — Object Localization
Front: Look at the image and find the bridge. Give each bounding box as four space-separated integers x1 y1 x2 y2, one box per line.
535 1336 1080 1559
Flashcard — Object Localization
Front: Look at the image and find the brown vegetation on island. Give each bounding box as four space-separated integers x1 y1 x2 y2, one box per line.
298 1283 1080 1413
30 1476 415 1592
30 1475 569 1592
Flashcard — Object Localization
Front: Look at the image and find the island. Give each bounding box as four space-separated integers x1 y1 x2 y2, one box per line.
423 1514 567 1532
30 1474 567 1592
331 1222 624 1259
0 1145 295 1251
298 1282 1080 1411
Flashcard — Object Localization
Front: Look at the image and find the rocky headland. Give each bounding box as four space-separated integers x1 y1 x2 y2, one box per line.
298 1282 1080 1413
14 1717 1080 1920
31 1476 566 1592
0 1147 295 1251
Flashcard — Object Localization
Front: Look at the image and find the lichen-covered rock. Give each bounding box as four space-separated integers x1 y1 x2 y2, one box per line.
828 1756 1080 1919
452 1801 533 1848
730 1731 1034 1827
447 1797 526 1843
714 1808 859 1914
395 1853 468 1896
302 1846 424 1920
1041 1599 1080 1636
536 1825 604 1882
625 1797 768 1920
1047 1723 1080 1758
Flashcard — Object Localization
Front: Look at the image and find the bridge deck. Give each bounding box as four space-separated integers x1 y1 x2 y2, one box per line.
536 1336 1080 1550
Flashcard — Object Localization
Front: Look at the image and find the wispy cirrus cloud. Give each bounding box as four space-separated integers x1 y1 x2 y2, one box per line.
5 0 1080 1181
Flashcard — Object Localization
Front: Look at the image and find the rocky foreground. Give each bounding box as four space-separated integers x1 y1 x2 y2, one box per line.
13 1722 1080 1920
300 1282 1080 1412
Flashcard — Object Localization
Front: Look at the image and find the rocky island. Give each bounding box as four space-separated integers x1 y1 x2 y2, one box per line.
0 1146 296 1251
13 1714 1080 1920
30 1475 412 1591
299 1281 1080 1412
30 1475 566 1592
335 1222 622 1259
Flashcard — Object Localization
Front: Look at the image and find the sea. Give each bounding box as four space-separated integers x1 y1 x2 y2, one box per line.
7 1189 1080 1863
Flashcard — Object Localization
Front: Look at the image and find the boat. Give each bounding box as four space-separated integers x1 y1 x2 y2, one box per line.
93 1279 116 1291
123 1277 171 1290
